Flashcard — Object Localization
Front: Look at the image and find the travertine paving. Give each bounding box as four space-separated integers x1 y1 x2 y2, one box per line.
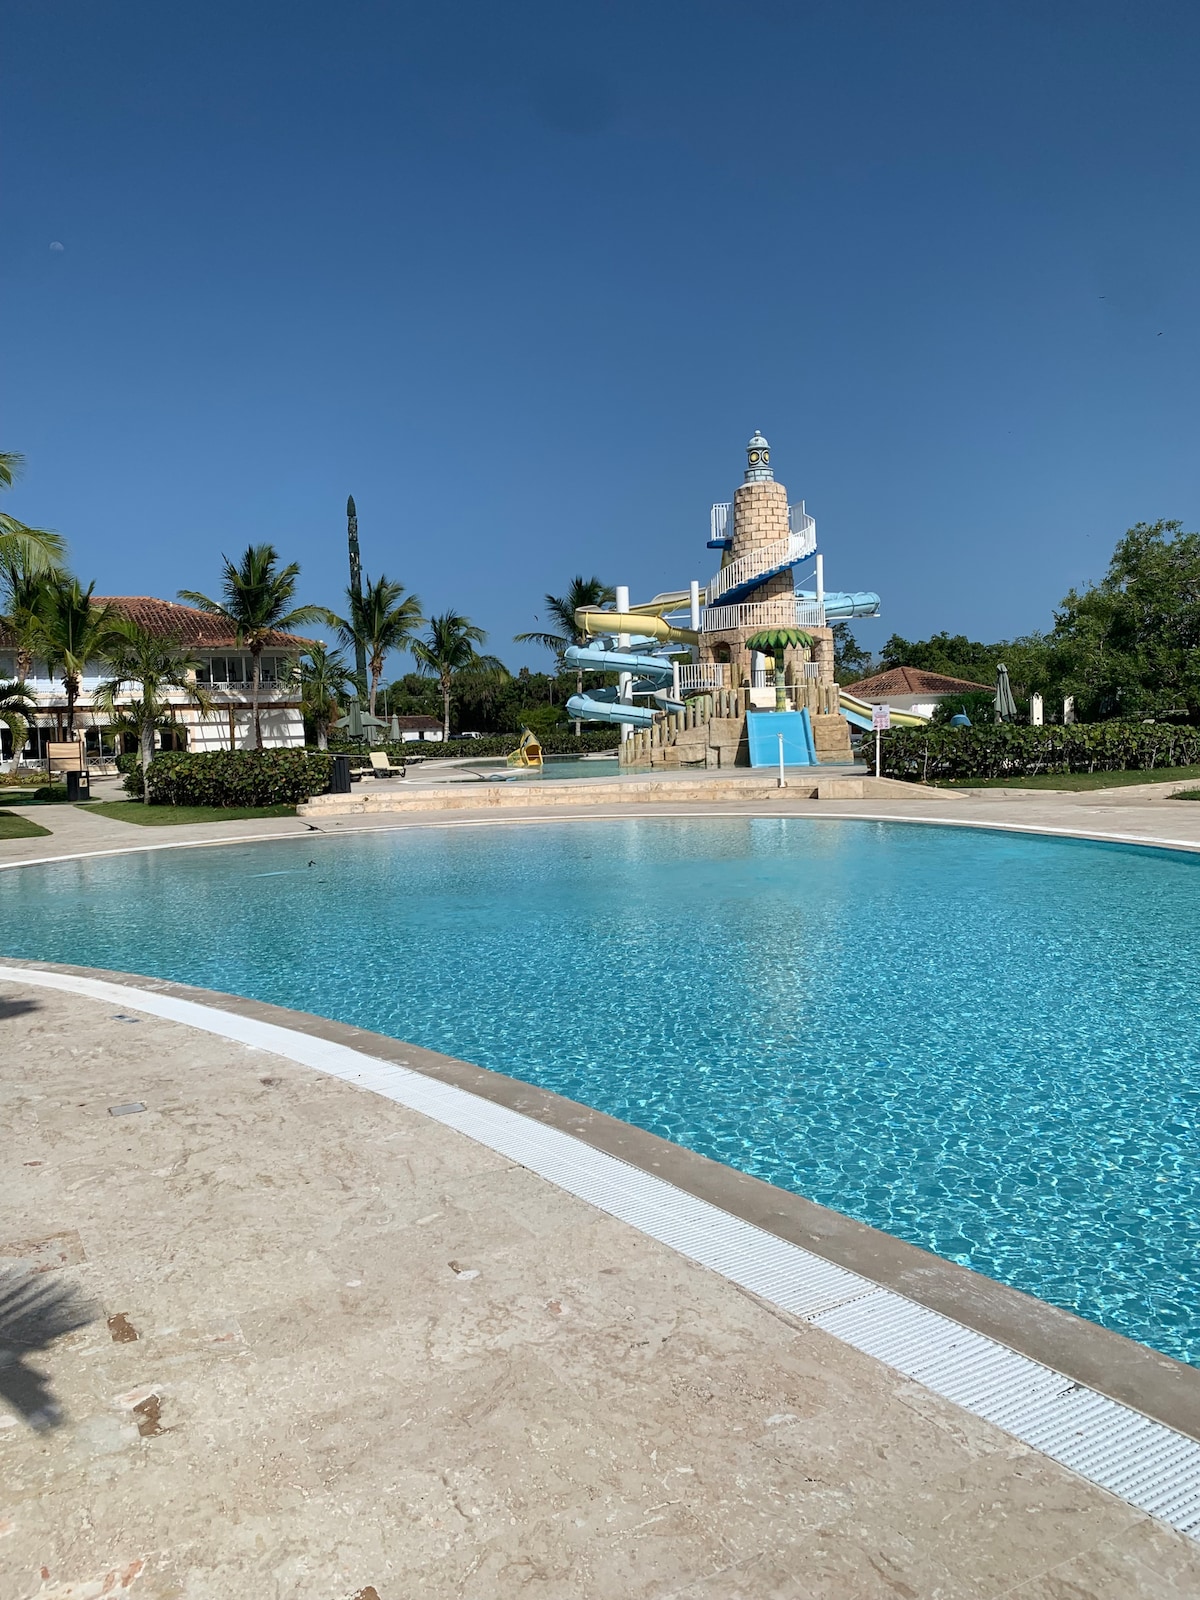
3 983 1200 1599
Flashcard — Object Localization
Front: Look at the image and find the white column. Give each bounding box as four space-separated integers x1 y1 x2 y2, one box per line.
1063 695 1075 725
689 579 701 632
616 584 632 749
815 554 825 606
1030 692 1044 726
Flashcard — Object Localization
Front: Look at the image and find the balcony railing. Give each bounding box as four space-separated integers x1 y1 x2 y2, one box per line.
676 662 727 692
702 598 826 634
705 524 818 606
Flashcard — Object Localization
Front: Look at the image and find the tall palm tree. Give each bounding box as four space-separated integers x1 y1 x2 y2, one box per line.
0 679 37 763
93 621 213 803
29 578 121 736
180 544 335 750
335 574 423 717
513 575 616 660
412 612 509 740
292 643 353 750
0 452 67 577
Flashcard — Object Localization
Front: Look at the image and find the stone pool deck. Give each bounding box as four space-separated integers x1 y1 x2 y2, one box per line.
5 785 1200 1597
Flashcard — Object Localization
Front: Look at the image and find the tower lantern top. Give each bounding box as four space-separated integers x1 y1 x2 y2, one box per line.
744 429 773 483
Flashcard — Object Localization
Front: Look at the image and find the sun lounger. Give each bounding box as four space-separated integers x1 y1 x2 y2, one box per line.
367 751 405 779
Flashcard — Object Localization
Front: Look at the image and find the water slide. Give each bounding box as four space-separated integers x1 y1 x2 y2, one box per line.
838 690 930 731
564 643 683 728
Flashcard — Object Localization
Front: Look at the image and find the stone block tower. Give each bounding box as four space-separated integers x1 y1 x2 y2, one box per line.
699 432 836 689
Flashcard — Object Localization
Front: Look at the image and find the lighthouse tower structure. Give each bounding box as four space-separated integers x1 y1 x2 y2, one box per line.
698 431 835 693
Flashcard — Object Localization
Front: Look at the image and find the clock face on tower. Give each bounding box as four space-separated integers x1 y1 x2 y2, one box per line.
748 450 760 465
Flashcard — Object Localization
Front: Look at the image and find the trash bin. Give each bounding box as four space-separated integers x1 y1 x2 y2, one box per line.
331 754 352 795
65 771 89 802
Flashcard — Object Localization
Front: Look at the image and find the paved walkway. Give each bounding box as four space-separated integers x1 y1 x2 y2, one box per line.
4 981 1200 1600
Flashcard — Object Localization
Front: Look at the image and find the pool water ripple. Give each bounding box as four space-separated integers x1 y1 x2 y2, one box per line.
4 816 1199 1362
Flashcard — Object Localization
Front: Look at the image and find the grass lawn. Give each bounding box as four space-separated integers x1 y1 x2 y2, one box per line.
937 765 1200 792
0 810 52 839
82 802 298 826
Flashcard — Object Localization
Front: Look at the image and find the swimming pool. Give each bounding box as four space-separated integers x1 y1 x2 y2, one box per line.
4 817 1199 1363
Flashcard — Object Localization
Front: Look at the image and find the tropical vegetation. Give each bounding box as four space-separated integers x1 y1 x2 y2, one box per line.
94 621 212 803
180 543 335 749
412 612 509 740
336 574 423 716
293 643 353 749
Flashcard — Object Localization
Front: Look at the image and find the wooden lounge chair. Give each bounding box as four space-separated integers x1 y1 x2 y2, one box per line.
367 750 405 779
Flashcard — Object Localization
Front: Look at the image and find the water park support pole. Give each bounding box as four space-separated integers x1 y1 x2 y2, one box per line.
815 554 825 608
689 579 701 632
616 585 633 749
777 731 786 789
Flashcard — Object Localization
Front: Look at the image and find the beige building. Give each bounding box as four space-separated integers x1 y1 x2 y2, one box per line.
0 597 313 763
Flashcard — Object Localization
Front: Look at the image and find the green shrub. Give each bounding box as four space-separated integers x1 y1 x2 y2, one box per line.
378 729 620 760
32 784 71 803
122 750 334 807
879 722 1200 783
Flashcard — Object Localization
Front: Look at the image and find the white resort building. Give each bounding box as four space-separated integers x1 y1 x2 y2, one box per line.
0 597 312 762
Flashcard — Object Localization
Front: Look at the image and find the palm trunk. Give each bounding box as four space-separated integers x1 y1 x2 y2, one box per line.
141 722 154 805
251 645 263 750
774 651 787 714
65 674 78 734
442 676 451 740
368 659 380 719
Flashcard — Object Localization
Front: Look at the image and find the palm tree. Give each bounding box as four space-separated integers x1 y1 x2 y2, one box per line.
29 578 121 736
93 621 212 803
335 575 423 717
1 558 59 681
179 544 335 750
0 679 37 764
514 576 616 734
513 574 616 661
292 644 353 750
746 628 814 714
412 612 509 740
0 452 67 577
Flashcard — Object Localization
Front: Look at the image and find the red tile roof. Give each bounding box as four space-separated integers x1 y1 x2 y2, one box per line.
846 665 994 698
0 597 318 652
95 598 317 649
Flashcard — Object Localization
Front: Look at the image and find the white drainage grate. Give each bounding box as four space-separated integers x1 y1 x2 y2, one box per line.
5 961 1200 1537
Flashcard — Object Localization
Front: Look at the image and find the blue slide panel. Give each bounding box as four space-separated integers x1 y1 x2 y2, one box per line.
566 693 658 728
745 709 818 767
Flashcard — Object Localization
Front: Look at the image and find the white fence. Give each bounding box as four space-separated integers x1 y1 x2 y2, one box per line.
676 662 727 691
702 598 826 634
706 525 818 605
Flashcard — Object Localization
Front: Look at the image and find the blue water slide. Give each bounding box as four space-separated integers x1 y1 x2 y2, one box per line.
797 589 881 620
745 709 818 767
564 643 680 726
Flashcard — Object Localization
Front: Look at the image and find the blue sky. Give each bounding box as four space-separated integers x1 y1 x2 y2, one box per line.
6 0 1199 671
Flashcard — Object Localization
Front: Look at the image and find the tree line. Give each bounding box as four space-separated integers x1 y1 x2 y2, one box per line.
836 520 1200 724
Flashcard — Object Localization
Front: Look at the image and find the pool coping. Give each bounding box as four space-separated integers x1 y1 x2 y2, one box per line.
4 953 1199 1451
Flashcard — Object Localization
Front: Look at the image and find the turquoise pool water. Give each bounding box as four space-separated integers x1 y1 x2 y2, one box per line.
4 817 1199 1363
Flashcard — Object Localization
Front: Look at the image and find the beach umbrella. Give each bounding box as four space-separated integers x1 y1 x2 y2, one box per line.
994 663 1018 724
389 714 401 743
336 700 364 740
746 628 814 713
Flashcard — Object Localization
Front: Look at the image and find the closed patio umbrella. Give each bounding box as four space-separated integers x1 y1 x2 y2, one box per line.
336 700 365 740
389 714 401 742
994 663 1018 723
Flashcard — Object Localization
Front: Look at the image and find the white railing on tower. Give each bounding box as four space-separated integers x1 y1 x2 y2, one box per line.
702 598 827 633
705 524 819 605
789 503 815 539
676 662 727 692
710 503 731 543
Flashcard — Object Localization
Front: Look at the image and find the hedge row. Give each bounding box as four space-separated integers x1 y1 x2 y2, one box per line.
123 750 334 806
879 722 1200 783
329 729 621 760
